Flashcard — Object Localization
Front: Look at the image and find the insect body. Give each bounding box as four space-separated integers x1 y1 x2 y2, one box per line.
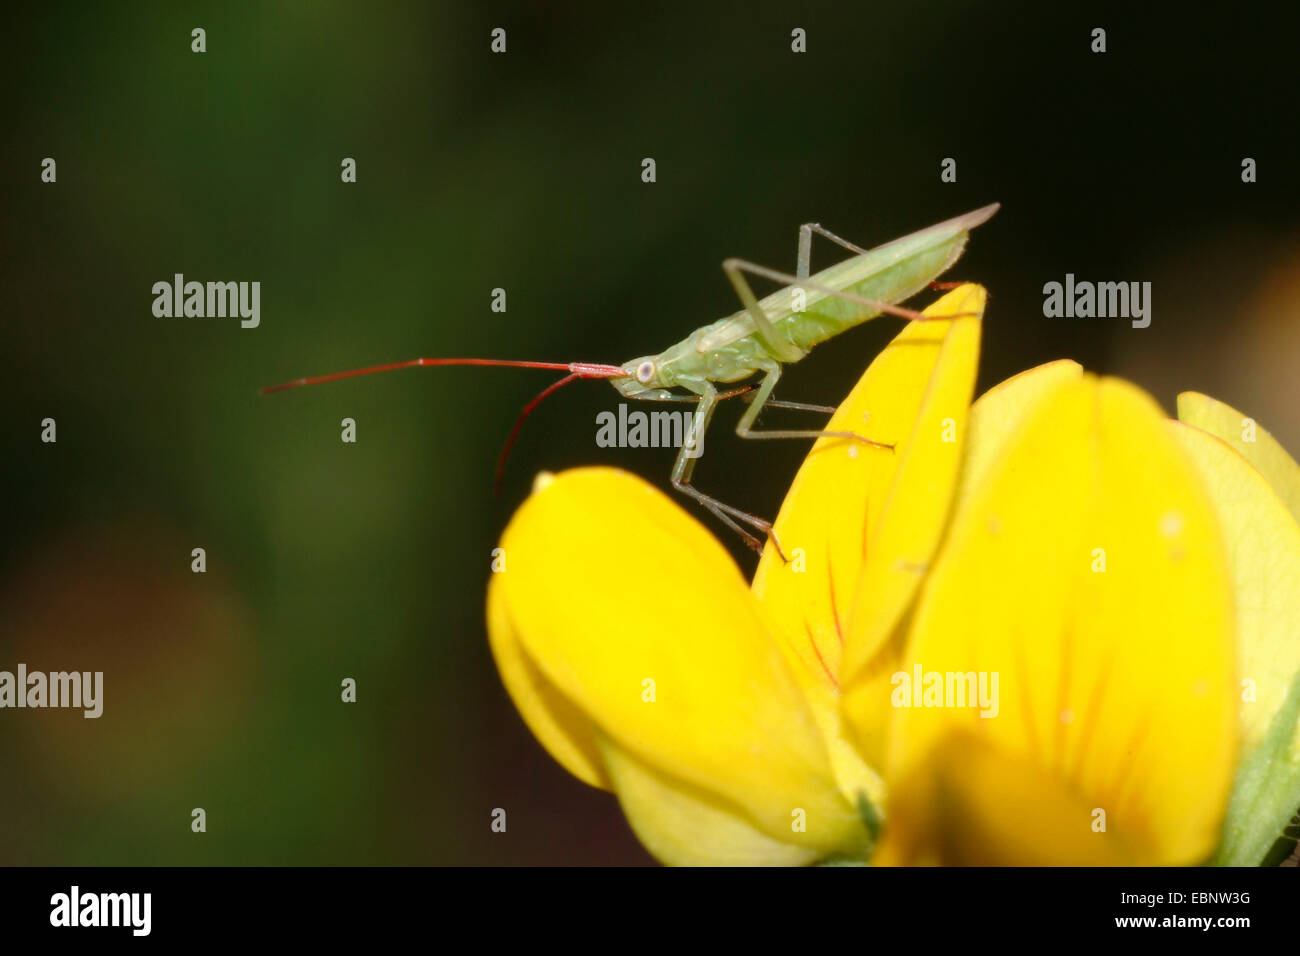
616 203 998 399
263 203 1000 554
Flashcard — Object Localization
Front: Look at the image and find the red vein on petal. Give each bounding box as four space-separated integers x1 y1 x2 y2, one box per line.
861 503 872 563
804 619 839 691
1015 638 1043 763
1052 618 1076 774
1068 652 1115 781
826 546 845 645
1107 709 1153 816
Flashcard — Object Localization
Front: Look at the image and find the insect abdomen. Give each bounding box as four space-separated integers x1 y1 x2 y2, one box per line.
780 236 968 352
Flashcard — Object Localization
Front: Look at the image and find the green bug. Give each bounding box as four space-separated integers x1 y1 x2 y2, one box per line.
263 203 999 554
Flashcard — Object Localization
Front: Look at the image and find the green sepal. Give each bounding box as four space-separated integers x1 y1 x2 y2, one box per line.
814 792 884 866
857 792 883 844
1213 672 1300 866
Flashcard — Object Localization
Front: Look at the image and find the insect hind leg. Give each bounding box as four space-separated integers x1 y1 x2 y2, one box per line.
797 223 870 279
726 257 961 325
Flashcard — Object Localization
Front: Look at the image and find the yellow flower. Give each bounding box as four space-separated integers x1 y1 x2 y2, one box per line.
487 282 1300 866
873 371 1300 866
873 364 1239 865
487 284 985 865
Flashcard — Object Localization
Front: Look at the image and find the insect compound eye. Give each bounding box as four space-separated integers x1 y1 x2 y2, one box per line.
635 361 655 384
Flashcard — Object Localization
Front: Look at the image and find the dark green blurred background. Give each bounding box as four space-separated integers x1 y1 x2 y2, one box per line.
2 2 1297 864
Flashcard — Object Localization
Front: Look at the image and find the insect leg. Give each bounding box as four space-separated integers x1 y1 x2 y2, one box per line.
724 258 979 325
668 383 789 559
797 223 869 279
734 364 892 451
635 384 758 403
743 394 836 414
721 260 805 363
640 384 834 414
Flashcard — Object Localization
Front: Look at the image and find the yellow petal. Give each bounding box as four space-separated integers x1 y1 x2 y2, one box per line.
488 467 867 863
1178 392 1300 525
598 737 825 866
955 359 1084 505
1169 421 1300 864
874 732 1135 866
487 573 609 789
1168 422 1300 751
841 358 1085 768
754 284 984 778
880 376 1237 864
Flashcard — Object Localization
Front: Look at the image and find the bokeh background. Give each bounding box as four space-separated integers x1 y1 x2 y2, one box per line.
2 1 1297 864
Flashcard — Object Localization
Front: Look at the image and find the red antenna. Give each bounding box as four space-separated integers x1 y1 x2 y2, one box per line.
261 357 628 493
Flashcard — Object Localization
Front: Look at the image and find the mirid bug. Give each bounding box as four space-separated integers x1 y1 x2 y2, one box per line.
263 203 999 555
